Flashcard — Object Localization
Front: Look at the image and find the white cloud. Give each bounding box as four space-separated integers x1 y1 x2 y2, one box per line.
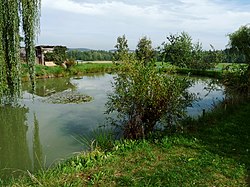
41 0 250 28
42 0 103 15
39 0 250 49
42 0 165 22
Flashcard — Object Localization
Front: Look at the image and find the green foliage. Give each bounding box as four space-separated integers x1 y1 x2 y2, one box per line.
0 0 40 104
161 32 216 70
74 127 116 152
228 24 250 64
113 35 130 63
53 46 67 64
203 45 225 65
188 41 204 69
226 24 250 96
43 91 93 104
0 0 21 103
106 36 195 139
135 36 156 65
21 0 41 87
161 32 193 68
43 52 54 61
223 48 246 64
223 64 249 97
106 61 193 139
44 46 67 65
67 50 113 61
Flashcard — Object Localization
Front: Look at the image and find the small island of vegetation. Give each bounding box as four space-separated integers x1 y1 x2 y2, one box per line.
43 91 93 104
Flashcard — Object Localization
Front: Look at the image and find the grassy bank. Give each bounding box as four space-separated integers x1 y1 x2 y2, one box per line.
3 101 249 186
158 62 247 79
159 63 224 78
21 62 244 81
21 63 117 80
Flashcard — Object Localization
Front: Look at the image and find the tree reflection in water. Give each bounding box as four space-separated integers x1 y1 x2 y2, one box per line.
0 105 43 178
23 77 77 97
33 114 43 171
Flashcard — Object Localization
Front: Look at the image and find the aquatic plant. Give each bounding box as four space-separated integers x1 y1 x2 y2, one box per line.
42 90 93 104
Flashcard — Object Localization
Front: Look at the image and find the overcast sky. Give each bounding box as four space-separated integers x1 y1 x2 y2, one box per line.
38 0 250 50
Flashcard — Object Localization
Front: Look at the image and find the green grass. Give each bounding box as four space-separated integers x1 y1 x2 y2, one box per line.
156 62 246 70
21 64 66 79
157 62 248 78
78 61 113 64
21 63 117 80
215 63 247 71
3 101 249 186
21 62 247 81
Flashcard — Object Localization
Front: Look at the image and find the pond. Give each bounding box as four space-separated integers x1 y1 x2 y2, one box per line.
0 73 224 178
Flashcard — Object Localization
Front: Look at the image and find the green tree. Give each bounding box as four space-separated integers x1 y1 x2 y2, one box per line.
106 39 193 139
226 24 250 96
161 32 216 70
203 46 225 65
67 50 113 61
53 46 67 65
0 0 41 104
113 35 130 63
161 32 193 68
228 24 250 64
44 46 67 65
135 36 156 65
188 41 216 70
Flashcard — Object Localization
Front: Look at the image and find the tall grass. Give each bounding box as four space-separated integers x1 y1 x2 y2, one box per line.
73 127 116 152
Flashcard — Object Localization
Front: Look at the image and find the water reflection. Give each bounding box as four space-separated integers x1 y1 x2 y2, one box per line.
33 114 43 171
0 74 225 179
20 74 113 168
188 77 224 117
23 77 76 97
0 105 31 177
22 73 108 97
0 106 43 178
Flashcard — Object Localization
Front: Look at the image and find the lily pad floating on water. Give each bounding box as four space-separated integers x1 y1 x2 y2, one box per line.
42 90 93 104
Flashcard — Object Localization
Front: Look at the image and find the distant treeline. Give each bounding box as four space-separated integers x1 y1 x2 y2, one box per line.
66 49 245 64
67 50 114 61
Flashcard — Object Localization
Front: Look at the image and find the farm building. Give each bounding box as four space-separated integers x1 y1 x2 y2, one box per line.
20 45 67 66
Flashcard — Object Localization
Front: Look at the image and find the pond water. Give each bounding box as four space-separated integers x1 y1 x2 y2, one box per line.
0 73 224 178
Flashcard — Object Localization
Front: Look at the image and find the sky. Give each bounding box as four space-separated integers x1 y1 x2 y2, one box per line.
38 0 250 50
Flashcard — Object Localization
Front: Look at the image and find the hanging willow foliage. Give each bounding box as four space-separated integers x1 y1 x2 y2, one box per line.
0 0 41 105
21 0 41 90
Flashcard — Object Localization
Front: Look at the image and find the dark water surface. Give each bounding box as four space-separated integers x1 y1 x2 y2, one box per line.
0 73 224 177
